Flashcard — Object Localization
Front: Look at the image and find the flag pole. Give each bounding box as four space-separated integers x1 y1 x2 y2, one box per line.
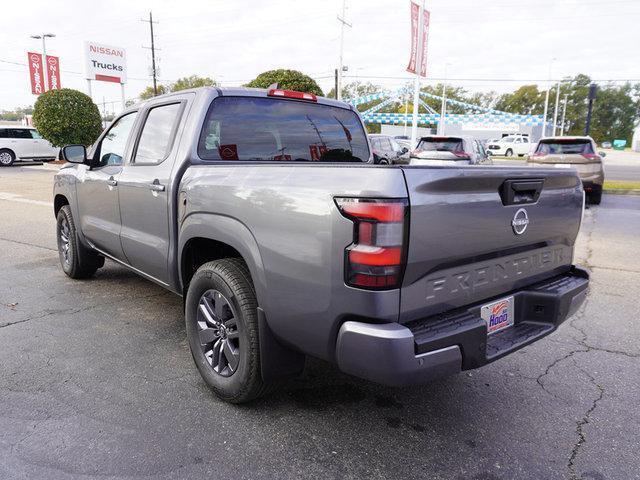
410 0 425 148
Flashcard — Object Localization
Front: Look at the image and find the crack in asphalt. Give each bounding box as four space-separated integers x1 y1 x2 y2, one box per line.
567 367 605 480
0 291 169 330
0 236 56 252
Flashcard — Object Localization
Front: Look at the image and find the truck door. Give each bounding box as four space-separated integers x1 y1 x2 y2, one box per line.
117 98 188 285
76 111 138 261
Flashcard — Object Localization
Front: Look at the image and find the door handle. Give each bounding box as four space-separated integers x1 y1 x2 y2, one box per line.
107 177 118 187
149 181 165 192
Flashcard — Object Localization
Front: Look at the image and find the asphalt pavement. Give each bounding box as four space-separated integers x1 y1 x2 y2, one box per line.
1 165 639 480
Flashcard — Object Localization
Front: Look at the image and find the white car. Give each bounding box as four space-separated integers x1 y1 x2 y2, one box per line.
485 135 531 157
0 126 59 166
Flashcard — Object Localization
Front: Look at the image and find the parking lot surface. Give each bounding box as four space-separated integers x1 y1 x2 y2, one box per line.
1 165 639 480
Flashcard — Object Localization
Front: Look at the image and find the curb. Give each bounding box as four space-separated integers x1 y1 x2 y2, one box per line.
603 189 640 196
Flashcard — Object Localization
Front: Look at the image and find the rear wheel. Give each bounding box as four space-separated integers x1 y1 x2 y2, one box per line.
588 187 602 205
185 258 273 403
56 205 104 278
378 158 390 165
0 149 15 167
505 149 514 157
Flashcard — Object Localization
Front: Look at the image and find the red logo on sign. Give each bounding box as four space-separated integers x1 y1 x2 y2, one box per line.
46 55 61 91
219 144 238 160
27 52 44 95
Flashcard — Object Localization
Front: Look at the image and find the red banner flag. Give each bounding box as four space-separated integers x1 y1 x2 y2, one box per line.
27 52 45 95
406 2 420 74
419 9 430 77
46 55 61 90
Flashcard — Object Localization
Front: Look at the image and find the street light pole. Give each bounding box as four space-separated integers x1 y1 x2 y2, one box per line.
552 79 561 136
439 63 450 135
30 33 55 90
560 94 568 136
541 57 556 138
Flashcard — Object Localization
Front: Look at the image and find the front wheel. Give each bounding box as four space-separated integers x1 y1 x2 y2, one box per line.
56 205 104 278
505 149 514 157
0 149 15 167
185 258 273 403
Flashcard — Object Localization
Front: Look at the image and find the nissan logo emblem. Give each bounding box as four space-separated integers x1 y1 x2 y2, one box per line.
512 208 529 235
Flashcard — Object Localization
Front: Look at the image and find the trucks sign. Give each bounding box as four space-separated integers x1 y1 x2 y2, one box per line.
84 41 127 83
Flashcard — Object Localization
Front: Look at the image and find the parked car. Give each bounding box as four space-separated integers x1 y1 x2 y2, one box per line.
486 134 531 157
394 135 414 152
601 141 612 149
368 134 408 164
0 126 59 166
410 135 491 165
528 136 605 204
54 87 589 403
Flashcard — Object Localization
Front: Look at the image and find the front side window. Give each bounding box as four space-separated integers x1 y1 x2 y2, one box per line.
134 103 182 164
95 112 137 168
198 97 369 162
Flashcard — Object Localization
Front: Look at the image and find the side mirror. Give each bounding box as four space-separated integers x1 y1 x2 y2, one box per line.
599 151 606 158
62 145 87 164
401 147 409 154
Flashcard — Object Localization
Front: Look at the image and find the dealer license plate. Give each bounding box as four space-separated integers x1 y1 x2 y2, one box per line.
481 296 515 335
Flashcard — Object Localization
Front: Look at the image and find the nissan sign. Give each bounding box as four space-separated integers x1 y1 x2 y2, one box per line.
84 41 127 84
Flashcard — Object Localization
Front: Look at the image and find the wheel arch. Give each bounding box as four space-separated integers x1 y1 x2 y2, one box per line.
54 194 69 218
178 213 268 308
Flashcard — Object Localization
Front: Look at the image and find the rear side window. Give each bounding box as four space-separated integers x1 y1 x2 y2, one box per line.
416 137 463 153
198 97 369 162
536 140 594 155
134 103 182 164
0 129 7 138
9 129 33 139
30 130 43 139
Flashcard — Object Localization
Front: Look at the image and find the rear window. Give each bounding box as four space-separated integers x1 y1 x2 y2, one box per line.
536 139 594 155
198 97 369 162
416 137 463 153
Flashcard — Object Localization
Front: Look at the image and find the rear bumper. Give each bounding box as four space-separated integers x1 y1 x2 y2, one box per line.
335 266 589 387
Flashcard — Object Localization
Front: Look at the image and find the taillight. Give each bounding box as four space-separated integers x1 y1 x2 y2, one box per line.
530 152 546 160
581 153 598 160
453 151 471 159
335 197 408 290
267 89 317 102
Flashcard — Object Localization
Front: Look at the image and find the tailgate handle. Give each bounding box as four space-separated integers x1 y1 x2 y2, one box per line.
499 179 544 205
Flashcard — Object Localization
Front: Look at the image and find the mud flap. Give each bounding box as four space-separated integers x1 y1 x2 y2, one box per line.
257 307 305 382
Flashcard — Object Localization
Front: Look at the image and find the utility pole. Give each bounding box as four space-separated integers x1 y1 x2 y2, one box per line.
30 33 55 90
585 83 597 136
142 11 159 95
334 69 339 99
560 94 568 136
336 0 352 101
552 80 561 136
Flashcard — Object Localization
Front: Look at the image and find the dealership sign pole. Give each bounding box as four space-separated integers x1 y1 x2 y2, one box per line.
84 42 127 109
407 1 429 147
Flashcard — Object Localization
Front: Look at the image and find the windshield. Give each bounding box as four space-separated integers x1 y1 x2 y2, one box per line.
536 140 594 155
502 137 514 143
415 137 463 153
198 96 369 162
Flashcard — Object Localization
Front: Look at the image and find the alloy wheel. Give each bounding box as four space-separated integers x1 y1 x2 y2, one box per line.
58 216 71 266
0 152 13 165
196 289 240 377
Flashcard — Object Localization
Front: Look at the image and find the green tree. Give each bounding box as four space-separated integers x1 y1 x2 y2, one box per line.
171 75 217 91
139 84 169 100
245 69 323 96
32 88 102 147
494 85 545 114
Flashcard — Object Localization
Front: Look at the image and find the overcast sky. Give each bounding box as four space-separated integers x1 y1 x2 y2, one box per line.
0 0 638 113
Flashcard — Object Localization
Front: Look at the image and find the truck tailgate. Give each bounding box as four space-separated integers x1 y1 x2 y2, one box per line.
399 165 583 323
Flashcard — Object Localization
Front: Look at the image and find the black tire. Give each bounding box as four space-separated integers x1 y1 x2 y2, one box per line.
378 158 390 165
0 149 15 167
588 189 602 205
56 205 104 279
505 149 514 157
185 258 272 403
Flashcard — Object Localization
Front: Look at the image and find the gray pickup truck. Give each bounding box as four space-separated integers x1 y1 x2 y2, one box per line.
54 87 589 403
